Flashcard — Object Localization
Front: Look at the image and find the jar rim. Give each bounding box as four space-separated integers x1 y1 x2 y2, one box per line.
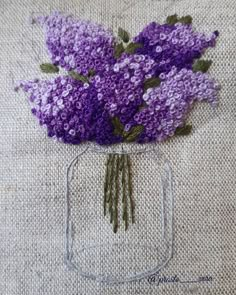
88 142 158 155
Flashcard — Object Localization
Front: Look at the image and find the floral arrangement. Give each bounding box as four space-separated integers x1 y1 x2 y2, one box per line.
16 12 220 232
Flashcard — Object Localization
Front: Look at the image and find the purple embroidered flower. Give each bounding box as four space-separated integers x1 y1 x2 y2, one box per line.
133 66 220 142
134 22 218 75
17 76 120 144
16 13 220 145
92 54 156 125
36 12 116 75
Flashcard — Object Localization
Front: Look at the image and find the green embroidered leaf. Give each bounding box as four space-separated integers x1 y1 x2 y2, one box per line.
114 43 125 59
192 60 212 73
124 125 144 142
118 27 130 43
112 117 144 141
88 69 96 77
125 42 143 54
175 124 192 136
40 63 59 73
143 77 161 91
166 14 179 25
112 116 125 136
68 71 89 83
166 14 193 25
179 15 192 24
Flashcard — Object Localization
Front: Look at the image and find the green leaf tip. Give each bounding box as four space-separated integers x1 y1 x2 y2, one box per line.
166 14 179 25
166 14 192 25
111 116 125 136
179 15 192 24
118 27 130 43
125 42 143 54
114 43 125 59
88 69 96 77
144 77 161 91
124 125 144 142
192 59 212 73
40 63 59 73
68 71 89 83
175 124 192 136
111 116 144 141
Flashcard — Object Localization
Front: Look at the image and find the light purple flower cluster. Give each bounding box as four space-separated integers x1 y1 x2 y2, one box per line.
36 11 115 75
134 22 218 75
133 66 220 142
17 12 220 145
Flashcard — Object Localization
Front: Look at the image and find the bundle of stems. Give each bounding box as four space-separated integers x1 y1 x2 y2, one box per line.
103 153 134 233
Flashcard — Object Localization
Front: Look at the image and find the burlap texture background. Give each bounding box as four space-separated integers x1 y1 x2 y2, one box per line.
0 0 236 294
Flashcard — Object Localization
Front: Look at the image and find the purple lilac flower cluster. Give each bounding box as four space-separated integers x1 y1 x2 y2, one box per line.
92 54 156 124
36 11 115 75
17 76 119 144
134 22 218 75
17 12 220 145
134 66 220 142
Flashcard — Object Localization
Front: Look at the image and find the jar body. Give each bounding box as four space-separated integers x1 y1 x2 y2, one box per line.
65 144 173 283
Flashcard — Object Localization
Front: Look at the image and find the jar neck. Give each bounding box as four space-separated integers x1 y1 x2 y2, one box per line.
88 142 159 155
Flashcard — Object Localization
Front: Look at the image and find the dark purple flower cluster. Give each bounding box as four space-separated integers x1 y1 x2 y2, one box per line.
17 76 120 144
17 12 220 145
91 54 156 124
134 22 218 75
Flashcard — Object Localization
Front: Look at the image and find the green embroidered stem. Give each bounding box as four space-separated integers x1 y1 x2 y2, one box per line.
121 154 125 205
107 154 115 203
113 154 120 233
104 154 112 216
119 153 124 172
108 154 116 223
122 154 128 230
127 155 134 224
103 153 135 232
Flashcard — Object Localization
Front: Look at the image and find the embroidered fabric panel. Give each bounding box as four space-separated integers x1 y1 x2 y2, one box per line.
0 0 235 294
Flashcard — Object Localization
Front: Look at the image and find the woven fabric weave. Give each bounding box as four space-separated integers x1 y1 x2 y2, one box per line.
0 0 236 293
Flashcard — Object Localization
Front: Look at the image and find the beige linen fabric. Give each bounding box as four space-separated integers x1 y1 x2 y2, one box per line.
0 0 236 293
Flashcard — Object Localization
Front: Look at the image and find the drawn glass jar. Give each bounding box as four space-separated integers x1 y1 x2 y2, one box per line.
65 143 173 283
